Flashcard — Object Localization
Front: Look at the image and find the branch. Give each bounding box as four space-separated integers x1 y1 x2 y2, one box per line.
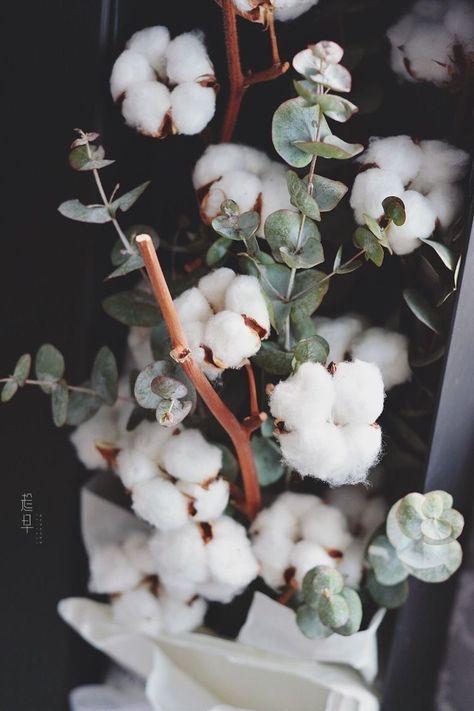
136 234 262 519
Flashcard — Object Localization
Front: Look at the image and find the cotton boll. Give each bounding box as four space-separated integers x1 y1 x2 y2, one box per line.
337 540 365 588
290 540 335 586
341 424 382 482
161 429 222 484
171 83 216 135
203 170 262 220
182 321 222 381
206 517 259 587
444 2 474 46
276 491 322 521
387 13 416 48
224 275 270 336
332 360 385 426
110 50 155 101
278 424 350 485
270 362 334 430
160 593 207 633
326 486 387 539
350 327 411 390
413 0 445 21
388 190 437 255
89 545 143 594
361 136 423 185
132 478 189 530
390 46 415 83
122 532 156 576
252 529 293 588
70 409 118 470
121 81 171 136
314 314 366 364
259 164 293 234
126 26 170 78
112 588 163 637
412 140 470 194
232 0 255 12
250 501 298 540
350 168 405 224
241 145 273 175
195 581 242 603
193 144 247 190
173 287 213 324
165 32 214 84
426 183 464 229
272 0 320 22
130 420 175 464
127 327 153 370
300 503 352 553
177 478 230 522
197 269 235 314
204 311 261 368
150 524 208 584
404 23 454 85
116 449 158 490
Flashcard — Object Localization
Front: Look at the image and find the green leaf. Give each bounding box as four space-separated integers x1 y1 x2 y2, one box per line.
238 211 260 239
91 346 118 405
368 534 408 586
365 570 408 609
399 539 463 583
107 252 145 279
296 605 332 640
51 381 69 427
13 354 31 386
403 288 442 335
103 289 161 327
290 312 317 340
421 239 457 271
35 344 65 392
156 398 192 427
68 144 115 171
286 171 320 220
211 214 241 241
363 213 392 252
217 444 239 483
280 237 324 270
293 335 329 366
411 344 445 368
1 380 18 402
272 98 321 168
66 386 102 426
304 175 348 212
251 341 293 376
318 593 349 629
251 436 286 486
150 322 171 361
294 87 358 122
58 199 111 224
293 135 364 160
353 226 384 266
291 270 329 317
134 362 169 409
110 181 150 215
151 375 187 400
336 588 363 636
303 566 344 604
206 236 233 266
383 196 406 226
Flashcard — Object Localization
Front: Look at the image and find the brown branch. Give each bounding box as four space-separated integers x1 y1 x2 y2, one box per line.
136 234 262 519
245 361 259 416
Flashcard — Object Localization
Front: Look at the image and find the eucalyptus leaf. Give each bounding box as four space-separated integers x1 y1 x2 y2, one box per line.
293 335 329 366
69 144 114 171
58 199 112 224
150 322 171 361
211 214 241 241
296 605 332 640
206 236 233 266
336 588 363 636
1 381 18 402
313 92 358 122
304 175 348 212
403 288 442 335
290 311 317 340
293 135 363 160
134 362 170 409
35 344 65 392
110 181 150 215
151 375 187 400
421 239 457 271
353 226 384 266
318 593 349 629
103 289 161 327
156 398 192 427
383 196 406 226
286 171 320 220
107 252 144 279
13 354 31 386
91 346 118 405
368 534 408 586
251 341 293 376
280 236 324 269
365 570 409 609
272 98 321 168
51 381 69 427
303 566 344 603
66 386 102 426
251 436 286 486
291 270 329 317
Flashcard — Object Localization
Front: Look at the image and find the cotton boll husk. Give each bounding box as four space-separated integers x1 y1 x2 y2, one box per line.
160 593 207 633
412 140 470 194
126 26 170 78
341 424 382 483
259 163 294 235
350 327 411 390
404 23 454 85
337 540 365 588
121 81 171 136
203 171 262 220
206 517 259 587
116 449 158 490
198 268 236 312
252 529 293 588
110 50 155 101
269 362 335 430
289 540 335 586
444 2 474 46
273 0 319 22
127 327 153 370
70 409 118 470
426 183 464 229
332 360 385 426
224 275 270 336
173 287 213 324
132 478 189 530
313 314 366 364
177 478 230 522
193 144 247 190
361 136 423 185
204 311 261 368
150 524 207 584
89 545 143 594
112 588 163 637
161 429 222 484
388 190 437 255
130 420 175 464
171 83 216 135
350 168 405 224
122 532 156 576
165 32 214 84
300 503 352 552
278 424 350 485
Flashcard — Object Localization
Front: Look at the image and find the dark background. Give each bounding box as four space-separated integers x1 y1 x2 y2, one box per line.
1 1 473 709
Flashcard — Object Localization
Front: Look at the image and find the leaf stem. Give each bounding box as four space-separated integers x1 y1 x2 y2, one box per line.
0 378 133 403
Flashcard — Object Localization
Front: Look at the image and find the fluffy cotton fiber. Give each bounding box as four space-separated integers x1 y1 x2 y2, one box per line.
232 0 320 22
161 429 222 484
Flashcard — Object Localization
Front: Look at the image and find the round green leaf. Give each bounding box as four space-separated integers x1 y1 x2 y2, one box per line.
13 354 32 386
296 605 332 640
291 270 329 317
353 226 384 267
91 346 118 405
156 398 192 427
286 171 320 220
293 335 329 366
151 375 188 400
206 236 233 266
365 570 409 609
272 98 320 168
403 288 442 335
293 135 363 161
103 289 161 327
304 175 348 212
51 381 69 427
336 588 363 636
318 593 349 629
251 436 286 486
251 341 293 376
368 534 408 586
66 386 102 426
35 344 65 392
439 508 464 540
1 380 18 402
383 196 406 226
303 566 344 605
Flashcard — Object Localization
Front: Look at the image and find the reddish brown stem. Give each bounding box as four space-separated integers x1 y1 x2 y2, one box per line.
245 361 259 416
136 234 262 519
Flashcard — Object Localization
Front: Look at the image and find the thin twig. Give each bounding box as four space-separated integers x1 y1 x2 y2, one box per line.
244 361 259 416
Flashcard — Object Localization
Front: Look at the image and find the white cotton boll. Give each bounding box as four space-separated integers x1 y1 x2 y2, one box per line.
241 145 273 175
272 0 320 22
332 360 385 426
337 540 365 588
350 168 405 224
204 311 261 368
270 362 335 430
173 287 213 324
198 268 236 312
279 424 350 485
387 13 416 48
116 449 158 490
160 593 207 633
132 478 189 530
165 32 214 84
121 81 171 136
314 314 366 364
232 0 255 12
130 420 175 464
127 327 153 370
388 190 437 255
89 545 142 594
350 327 411 390
177 478 230 522
70 409 118 470
361 136 423 185
413 0 445 21
300 503 352 553
171 83 216 136
196 581 241 603
110 50 155 101
122 532 156 576
412 140 470 194
206 517 259 587
389 46 415 83
193 144 247 190
161 429 222 484
204 170 262 220
224 275 270 336
252 529 293 588
276 491 321 521
444 2 474 46
426 183 464 229
341 424 382 482
290 540 335 586
112 588 163 637
126 26 170 78
404 23 454 85
250 502 298 540
259 163 294 236
326 487 387 539
150 524 207 583
160 576 199 602
182 321 222 381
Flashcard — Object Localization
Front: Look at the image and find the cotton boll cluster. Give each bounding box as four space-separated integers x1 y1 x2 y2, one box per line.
314 313 411 390
232 0 319 22
150 516 259 603
89 531 156 594
174 269 270 376
112 588 207 636
270 361 384 485
110 27 217 137
250 492 352 589
387 0 474 86
350 135 469 254
193 143 293 235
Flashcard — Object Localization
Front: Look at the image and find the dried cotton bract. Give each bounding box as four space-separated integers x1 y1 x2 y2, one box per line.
110 26 217 137
232 0 320 22
270 361 384 485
